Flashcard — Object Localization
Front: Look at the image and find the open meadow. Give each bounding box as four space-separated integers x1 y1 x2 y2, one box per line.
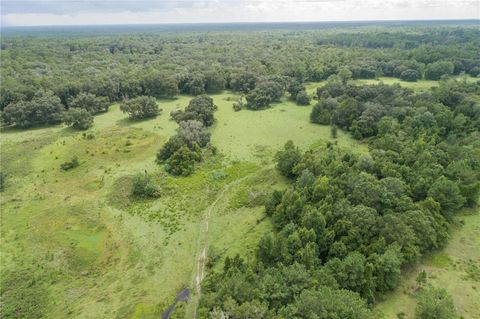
1 88 364 318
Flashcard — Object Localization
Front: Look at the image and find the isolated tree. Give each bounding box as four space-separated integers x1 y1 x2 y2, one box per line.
120 96 160 120
62 108 93 130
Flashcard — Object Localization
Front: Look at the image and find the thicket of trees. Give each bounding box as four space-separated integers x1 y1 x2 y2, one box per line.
120 96 161 120
199 78 479 318
157 95 217 176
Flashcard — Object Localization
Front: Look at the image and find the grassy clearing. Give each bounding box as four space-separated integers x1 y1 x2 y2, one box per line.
354 75 479 92
376 207 480 319
212 91 367 162
1 88 367 318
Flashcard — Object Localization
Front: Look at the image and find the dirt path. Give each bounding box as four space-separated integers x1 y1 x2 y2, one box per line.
190 175 250 318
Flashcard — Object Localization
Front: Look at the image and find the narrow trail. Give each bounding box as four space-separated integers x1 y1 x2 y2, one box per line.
190 175 250 318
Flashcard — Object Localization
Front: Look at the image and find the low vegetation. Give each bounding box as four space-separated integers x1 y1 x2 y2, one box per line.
0 21 479 319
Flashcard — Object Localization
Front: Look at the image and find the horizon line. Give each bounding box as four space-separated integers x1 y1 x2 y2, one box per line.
2 18 479 28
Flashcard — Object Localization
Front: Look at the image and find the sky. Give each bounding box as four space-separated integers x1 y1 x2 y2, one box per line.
1 0 479 26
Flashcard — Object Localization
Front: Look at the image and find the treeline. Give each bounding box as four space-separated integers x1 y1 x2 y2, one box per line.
2 25 479 128
199 79 480 318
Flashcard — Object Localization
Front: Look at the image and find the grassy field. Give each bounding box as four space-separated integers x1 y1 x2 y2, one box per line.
354 75 479 92
0 87 366 318
376 207 480 319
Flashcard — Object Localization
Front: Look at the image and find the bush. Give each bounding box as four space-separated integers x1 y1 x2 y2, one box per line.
177 120 211 148
170 95 217 126
415 287 457 319
60 156 79 171
165 146 201 176
0 171 5 191
295 90 311 105
132 173 160 198
157 135 186 163
400 69 420 82
63 108 93 130
275 140 301 178
120 96 160 120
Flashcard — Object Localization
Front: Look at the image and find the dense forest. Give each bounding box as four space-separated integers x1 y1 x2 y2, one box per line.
200 78 480 318
1 21 479 319
1 23 479 124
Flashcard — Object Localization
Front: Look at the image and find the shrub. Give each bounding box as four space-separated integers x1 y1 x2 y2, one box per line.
177 120 211 148
157 135 186 163
0 172 5 191
132 173 160 198
275 140 301 178
63 108 93 130
415 287 457 319
165 146 201 176
120 96 160 120
60 156 79 171
295 90 311 105
233 102 242 112
400 69 420 82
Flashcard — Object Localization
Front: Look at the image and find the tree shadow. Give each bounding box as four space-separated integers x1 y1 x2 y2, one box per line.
116 116 157 127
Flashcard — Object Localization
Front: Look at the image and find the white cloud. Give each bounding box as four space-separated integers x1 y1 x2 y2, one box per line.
1 0 479 26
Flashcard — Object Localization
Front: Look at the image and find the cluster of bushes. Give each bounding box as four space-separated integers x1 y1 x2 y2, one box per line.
120 96 161 120
157 95 217 176
244 77 285 110
199 80 479 318
311 78 480 140
1 91 108 130
287 79 311 105
60 156 79 171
